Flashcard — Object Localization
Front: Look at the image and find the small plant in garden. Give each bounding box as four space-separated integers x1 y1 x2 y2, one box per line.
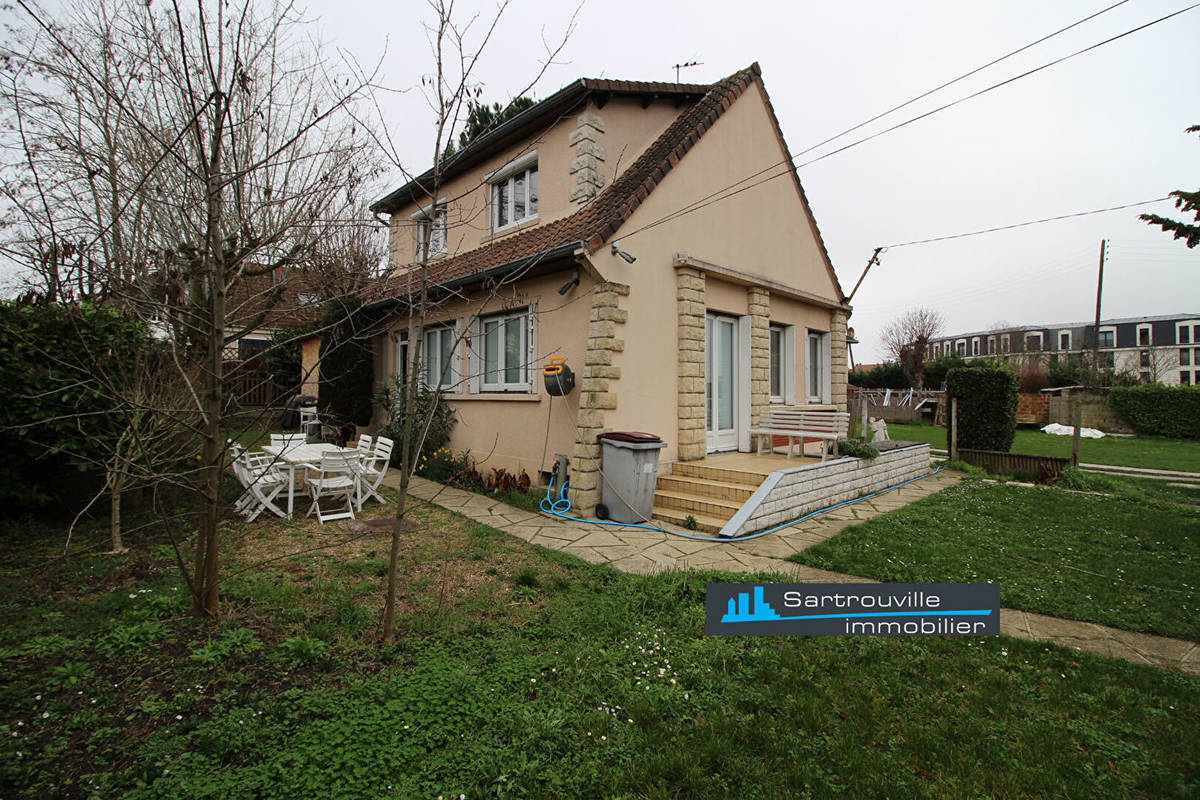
276 635 329 666
836 439 879 460
682 515 698 530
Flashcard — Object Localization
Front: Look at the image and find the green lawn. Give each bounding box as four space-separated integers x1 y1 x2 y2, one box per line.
790 480 1200 641
2 497 1199 798
884 421 1200 473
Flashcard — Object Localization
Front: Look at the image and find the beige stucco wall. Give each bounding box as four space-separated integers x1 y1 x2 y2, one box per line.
372 79 846 482
376 269 592 479
577 80 845 468
387 97 681 269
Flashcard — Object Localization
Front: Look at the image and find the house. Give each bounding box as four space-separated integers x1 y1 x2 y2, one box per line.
928 313 1200 386
359 64 850 516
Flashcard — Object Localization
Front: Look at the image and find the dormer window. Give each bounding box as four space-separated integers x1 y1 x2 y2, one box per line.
414 203 447 261
490 152 538 232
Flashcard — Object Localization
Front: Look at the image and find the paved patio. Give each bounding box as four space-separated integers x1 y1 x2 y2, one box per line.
381 471 1200 676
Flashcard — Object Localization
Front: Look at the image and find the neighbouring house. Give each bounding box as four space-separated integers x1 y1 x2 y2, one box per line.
353 63 850 516
928 313 1200 386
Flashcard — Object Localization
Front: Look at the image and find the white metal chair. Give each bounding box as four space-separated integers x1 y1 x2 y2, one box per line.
356 436 393 510
270 433 306 450
233 451 288 522
305 452 359 524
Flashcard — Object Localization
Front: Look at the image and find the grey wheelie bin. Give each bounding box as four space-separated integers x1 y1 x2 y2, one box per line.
596 431 667 524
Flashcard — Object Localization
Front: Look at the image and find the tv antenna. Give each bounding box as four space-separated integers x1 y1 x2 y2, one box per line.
672 61 702 82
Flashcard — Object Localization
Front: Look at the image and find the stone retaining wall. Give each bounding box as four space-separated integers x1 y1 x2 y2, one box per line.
720 443 931 537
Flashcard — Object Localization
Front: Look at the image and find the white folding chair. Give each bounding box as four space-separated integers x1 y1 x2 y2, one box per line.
355 435 375 455
356 436 393 510
305 452 359 524
234 451 288 522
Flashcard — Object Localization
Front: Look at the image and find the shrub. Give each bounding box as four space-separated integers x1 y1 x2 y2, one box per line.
849 362 908 389
922 354 967 390
1017 360 1048 393
836 439 879 459
266 324 316 399
1109 385 1200 439
376 377 458 467
317 297 373 427
0 302 149 512
945 364 1018 453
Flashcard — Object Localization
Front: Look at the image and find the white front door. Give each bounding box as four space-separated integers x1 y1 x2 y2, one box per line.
706 314 738 452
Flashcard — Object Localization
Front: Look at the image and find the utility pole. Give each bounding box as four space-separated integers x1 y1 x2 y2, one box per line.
846 247 883 304
1091 239 1107 377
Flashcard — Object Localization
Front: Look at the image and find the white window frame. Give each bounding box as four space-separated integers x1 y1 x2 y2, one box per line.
1058 330 1071 351
768 324 795 404
1137 324 1153 347
1098 326 1116 349
422 324 460 391
804 330 830 405
986 336 995 356
971 337 980 357
955 339 967 356
1024 332 1043 352
1177 319 1199 345
489 152 538 233
1000 334 1010 354
412 200 448 260
473 307 536 393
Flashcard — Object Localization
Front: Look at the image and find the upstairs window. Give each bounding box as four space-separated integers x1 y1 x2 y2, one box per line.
1098 329 1115 348
1025 333 1042 352
490 153 538 232
414 205 447 260
1137 325 1152 346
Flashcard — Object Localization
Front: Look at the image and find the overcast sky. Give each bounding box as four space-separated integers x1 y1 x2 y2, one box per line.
308 0 1199 361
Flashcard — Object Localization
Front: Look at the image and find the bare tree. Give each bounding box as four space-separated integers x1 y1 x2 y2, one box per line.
370 0 577 645
1 0 376 617
879 307 945 389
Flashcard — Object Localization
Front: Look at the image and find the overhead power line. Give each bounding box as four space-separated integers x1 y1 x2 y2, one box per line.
881 197 1171 248
618 2 1199 244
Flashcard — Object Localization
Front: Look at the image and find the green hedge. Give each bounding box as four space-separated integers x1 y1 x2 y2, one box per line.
318 297 374 427
1109 385 1200 439
0 302 147 512
945 365 1018 453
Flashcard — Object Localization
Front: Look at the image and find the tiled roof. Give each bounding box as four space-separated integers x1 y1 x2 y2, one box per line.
368 65 763 302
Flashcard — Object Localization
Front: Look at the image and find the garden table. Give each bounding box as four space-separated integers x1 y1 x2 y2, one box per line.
260 442 358 518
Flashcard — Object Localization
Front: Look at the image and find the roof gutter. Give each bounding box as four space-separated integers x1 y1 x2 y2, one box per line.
362 241 587 315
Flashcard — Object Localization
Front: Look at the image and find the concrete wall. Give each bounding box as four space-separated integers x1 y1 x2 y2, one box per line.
721 443 931 537
1047 388 1135 434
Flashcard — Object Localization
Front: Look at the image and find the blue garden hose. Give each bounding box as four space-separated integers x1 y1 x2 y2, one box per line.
540 467 943 543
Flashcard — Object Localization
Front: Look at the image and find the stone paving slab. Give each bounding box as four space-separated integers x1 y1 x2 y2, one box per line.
385 472 1199 675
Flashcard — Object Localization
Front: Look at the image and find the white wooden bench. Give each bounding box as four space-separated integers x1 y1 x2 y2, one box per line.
749 408 851 461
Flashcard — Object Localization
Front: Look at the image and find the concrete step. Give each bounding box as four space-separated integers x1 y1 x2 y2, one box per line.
652 489 742 519
656 474 756 504
671 462 768 486
650 505 729 535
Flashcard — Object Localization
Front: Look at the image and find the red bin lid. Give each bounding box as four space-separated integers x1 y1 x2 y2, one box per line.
597 431 662 443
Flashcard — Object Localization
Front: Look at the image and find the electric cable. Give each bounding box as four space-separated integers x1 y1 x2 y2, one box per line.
616 4 1199 246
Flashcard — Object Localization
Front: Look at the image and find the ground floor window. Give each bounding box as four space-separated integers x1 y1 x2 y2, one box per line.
480 309 534 392
806 330 829 404
423 326 458 390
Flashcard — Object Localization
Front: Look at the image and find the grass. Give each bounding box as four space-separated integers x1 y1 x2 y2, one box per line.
2 493 1198 798
789 480 1200 641
883 420 1200 473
